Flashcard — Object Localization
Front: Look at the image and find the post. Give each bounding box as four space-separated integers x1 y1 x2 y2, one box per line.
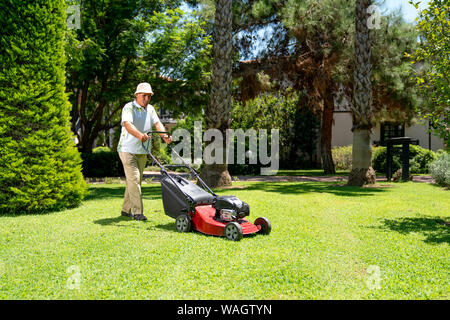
386 141 392 181
386 137 411 182
402 140 410 182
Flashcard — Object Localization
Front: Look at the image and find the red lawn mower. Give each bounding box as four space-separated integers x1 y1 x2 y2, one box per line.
143 132 271 241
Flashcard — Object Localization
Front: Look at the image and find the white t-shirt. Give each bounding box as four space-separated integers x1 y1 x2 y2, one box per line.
117 100 161 154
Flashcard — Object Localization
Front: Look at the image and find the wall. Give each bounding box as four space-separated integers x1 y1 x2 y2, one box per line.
332 112 444 151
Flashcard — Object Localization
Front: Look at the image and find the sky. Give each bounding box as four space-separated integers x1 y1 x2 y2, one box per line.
380 0 431 23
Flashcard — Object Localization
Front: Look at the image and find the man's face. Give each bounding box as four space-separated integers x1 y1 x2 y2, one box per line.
136 93 152 107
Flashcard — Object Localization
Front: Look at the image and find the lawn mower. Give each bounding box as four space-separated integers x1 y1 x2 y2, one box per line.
142 131 271 241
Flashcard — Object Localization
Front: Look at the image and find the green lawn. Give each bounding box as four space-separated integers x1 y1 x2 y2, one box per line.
0 181 448 299
274 169 350 176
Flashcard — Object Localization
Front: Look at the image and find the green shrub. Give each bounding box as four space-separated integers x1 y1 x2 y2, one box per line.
81 152 125 178
429 152 450 187
227 163 261 176
157 143 173 166
332 145 384 171
0 0 87 214
332 145 353 170
372 145 436 175
93 146 112 153
372 147 402 174
409 145 437 173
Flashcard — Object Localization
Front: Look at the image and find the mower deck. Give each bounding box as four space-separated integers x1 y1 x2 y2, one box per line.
193 205 261 236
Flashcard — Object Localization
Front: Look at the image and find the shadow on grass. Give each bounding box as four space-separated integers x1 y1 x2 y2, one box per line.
84 182 389 205
94 216 133 226
275 170 350 177
215 181 391 197
84 184 162 202
154 221 176 231
377 216 450 245
93 215 162 232
153 222 259 240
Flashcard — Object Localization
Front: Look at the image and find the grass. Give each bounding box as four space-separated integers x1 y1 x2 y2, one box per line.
274 169 350 176
0 181 448 299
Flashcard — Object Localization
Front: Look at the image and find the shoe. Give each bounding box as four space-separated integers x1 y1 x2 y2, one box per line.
133 214 147 221
121 211 132 218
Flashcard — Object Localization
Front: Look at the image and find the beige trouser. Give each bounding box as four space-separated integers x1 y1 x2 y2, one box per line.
119 152 147 215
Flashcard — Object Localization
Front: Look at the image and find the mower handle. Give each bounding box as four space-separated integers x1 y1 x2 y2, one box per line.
143 131 217 197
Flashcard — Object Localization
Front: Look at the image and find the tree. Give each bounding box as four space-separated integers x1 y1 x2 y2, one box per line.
347 0 376 186
233 0 354 174
0 0 87 213
199 0 233 187
66 0 211 152
408 0 449 147
233 0 420 175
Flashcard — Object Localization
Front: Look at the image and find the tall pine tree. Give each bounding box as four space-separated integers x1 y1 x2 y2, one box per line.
0 0 87 214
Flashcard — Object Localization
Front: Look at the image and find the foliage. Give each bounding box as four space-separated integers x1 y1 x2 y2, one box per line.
332 146 353 171
371 10 421 124
66 0 212 152
372 147 401 174
0 0 87 214
232 0 422 176
409 145 438 173
169 114 205 164
231 91 316 170
234 0 420 120
429 151 450 187
332 145 386 171
150 140 173 168
372 145 437 175
93 146 112 153
144 7 213 118
81 151 124 178
290 104 320 168
408 0 450 145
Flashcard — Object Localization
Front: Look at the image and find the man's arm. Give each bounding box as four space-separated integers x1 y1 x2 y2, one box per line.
124 121 149 142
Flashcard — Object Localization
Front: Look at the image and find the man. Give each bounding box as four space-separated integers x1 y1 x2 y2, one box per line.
117 82 172 221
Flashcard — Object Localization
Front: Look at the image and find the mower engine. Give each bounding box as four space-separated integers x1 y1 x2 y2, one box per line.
214 195 249 221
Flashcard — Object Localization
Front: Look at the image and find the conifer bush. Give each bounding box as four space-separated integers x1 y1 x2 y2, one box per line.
429 152 450 187
0 0 86 214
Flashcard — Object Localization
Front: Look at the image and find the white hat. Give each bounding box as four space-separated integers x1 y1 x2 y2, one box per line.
134 82 154 95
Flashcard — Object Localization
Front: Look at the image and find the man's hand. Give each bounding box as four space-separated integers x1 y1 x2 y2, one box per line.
162 134 172 144
124 121 149 142
140 133 149 142
154 121 171 144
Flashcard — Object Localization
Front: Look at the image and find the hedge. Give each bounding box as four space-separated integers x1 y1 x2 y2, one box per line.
81 151 125 178
0 0 86 214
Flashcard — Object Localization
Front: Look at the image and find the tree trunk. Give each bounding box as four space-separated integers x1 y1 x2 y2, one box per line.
348 0 376 186
199 0 232 187
348 129 376 185
321 93 336 174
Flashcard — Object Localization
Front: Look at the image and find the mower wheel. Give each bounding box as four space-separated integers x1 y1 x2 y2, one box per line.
175 214 192 233
225 222 243 241
254 217 271 235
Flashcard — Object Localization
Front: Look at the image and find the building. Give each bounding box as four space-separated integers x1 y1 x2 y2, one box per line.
332 87 445 151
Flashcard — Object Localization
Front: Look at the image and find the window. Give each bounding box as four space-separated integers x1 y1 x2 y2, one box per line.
380 122 405 144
